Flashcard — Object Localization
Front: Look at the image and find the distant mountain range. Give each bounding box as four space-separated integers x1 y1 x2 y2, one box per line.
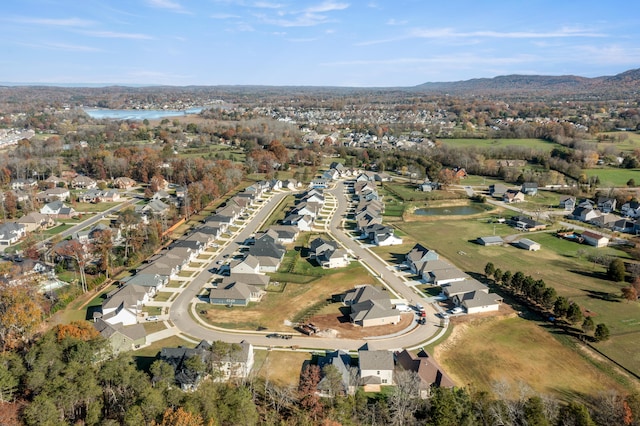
1 69 639 99
411 68 640 97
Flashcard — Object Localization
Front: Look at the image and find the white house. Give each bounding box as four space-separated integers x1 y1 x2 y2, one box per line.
581 230 610 248
358 350 394 389
517 238 541 251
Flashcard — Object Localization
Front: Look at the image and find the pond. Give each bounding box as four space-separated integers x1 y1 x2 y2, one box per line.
83 107 203 120
414 204 489 216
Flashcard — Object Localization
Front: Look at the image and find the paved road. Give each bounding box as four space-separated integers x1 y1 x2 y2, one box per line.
166 184 445 351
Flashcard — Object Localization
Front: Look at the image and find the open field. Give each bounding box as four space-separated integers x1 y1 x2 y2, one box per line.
388 210 640 377
583 167 640 187
436 316 632 399
254 351 311 386
199 262 375 331
596 131 640 153
439 138 559 150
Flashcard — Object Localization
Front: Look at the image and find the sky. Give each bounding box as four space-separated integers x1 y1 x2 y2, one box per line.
1 0 639 87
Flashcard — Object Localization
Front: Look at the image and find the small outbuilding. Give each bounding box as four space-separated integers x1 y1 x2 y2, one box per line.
516 238 541 251
477 236 504 246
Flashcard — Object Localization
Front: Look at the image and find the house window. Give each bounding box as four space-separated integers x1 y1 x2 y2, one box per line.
377 371 380 375
382 379 387 384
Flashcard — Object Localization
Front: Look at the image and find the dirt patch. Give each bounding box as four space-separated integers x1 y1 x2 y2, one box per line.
306 312 414 339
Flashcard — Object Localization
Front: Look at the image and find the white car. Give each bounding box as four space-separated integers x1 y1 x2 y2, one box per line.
146 316 159 321
450 307 464 315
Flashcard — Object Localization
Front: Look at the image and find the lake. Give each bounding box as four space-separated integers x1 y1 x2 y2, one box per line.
414 204 488 216
83 107 203 120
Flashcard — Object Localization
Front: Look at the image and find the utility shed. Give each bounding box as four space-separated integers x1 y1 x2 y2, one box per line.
517 238 541 251
477 236 504 246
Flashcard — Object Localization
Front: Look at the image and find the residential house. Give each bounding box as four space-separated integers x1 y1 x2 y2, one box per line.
0 223 26 247
44 175 65 188
95 284 149 326
213 340 254 382
317 350 355 397
265 225 299 244
503 189 525 203
282 179 300 191
113 176 137 189
358 350 394 389
36 187 70 203
442 279 488 300
517 238 541 251
158 340 212 390
309 237 349 269
597 197 617 214
395 349 454 398
40 201 76 218
426 267 468 286
310 178 329 189
322 168 340 181
405 243 439 274
521 182 538 195
453 290 503 314
71 175 97 189
559 195 576 212
489 184 508 198
10 178 37 190
248 238 285 272
621 200 640 218
208 281 264 306
220 273 270 289
15 212 55 232
612 218 636 234
508 215 547 231
418 259 458 282
93 318 146 354
120 273 168 296
139 199 170 217
571 206 600 223
282 214 313 231
229 255 261 275
581 230 610 248
344 285 400 327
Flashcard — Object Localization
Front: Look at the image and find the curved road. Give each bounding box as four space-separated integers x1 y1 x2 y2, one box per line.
168 182 444 351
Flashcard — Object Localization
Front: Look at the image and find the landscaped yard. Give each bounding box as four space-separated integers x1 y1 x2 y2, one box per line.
73 201 122 213
254 351 311 387
153 292 173 302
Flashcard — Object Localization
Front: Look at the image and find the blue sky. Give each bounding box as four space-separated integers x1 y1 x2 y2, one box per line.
2 0 639 87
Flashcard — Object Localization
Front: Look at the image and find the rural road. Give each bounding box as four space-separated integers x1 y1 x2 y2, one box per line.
167 181 445 351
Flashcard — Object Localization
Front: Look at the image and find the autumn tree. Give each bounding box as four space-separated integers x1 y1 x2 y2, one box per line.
55 239 89 292
622 286 638 302
154 407 205 426
0 283 43 350
298 365 323 422
91 228 113 279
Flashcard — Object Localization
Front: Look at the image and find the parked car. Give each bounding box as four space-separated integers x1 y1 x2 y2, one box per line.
146 316 159 321
450 307 464 314
266 333 281 338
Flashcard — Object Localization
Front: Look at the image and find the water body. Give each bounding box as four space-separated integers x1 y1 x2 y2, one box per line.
414 205 488 216
83 107 203 120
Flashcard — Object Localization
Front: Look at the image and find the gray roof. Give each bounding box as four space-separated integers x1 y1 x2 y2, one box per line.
358 350 394 371
120 273 165 288
221 273 270 287
344 285 387 305
443 279 488 297
209 282 257 301
458 290 503 308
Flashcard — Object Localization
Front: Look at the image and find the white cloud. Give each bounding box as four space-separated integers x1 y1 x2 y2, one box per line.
255 1 349 27
83 30 154 40
145 0 190 14
211 13 242 19
253 1 284 8
306 1 349 13
7 17 94 27
386 18 407 26
43 42 102 52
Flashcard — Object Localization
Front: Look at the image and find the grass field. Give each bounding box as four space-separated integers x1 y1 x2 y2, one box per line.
439 138 559 151
595 131 640 153
436 317 630 399
390 214 640 378
73 202 122 213
584 167 640 187
254 351 311 386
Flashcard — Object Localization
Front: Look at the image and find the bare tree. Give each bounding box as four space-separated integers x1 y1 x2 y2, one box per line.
388 369 422 426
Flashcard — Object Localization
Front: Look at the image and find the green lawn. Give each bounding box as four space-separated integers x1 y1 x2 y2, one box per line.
153 292 173 302
73 202 122 213
584 167 640 187
260 194 296 230
439 138 559 151
42 223 75 236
